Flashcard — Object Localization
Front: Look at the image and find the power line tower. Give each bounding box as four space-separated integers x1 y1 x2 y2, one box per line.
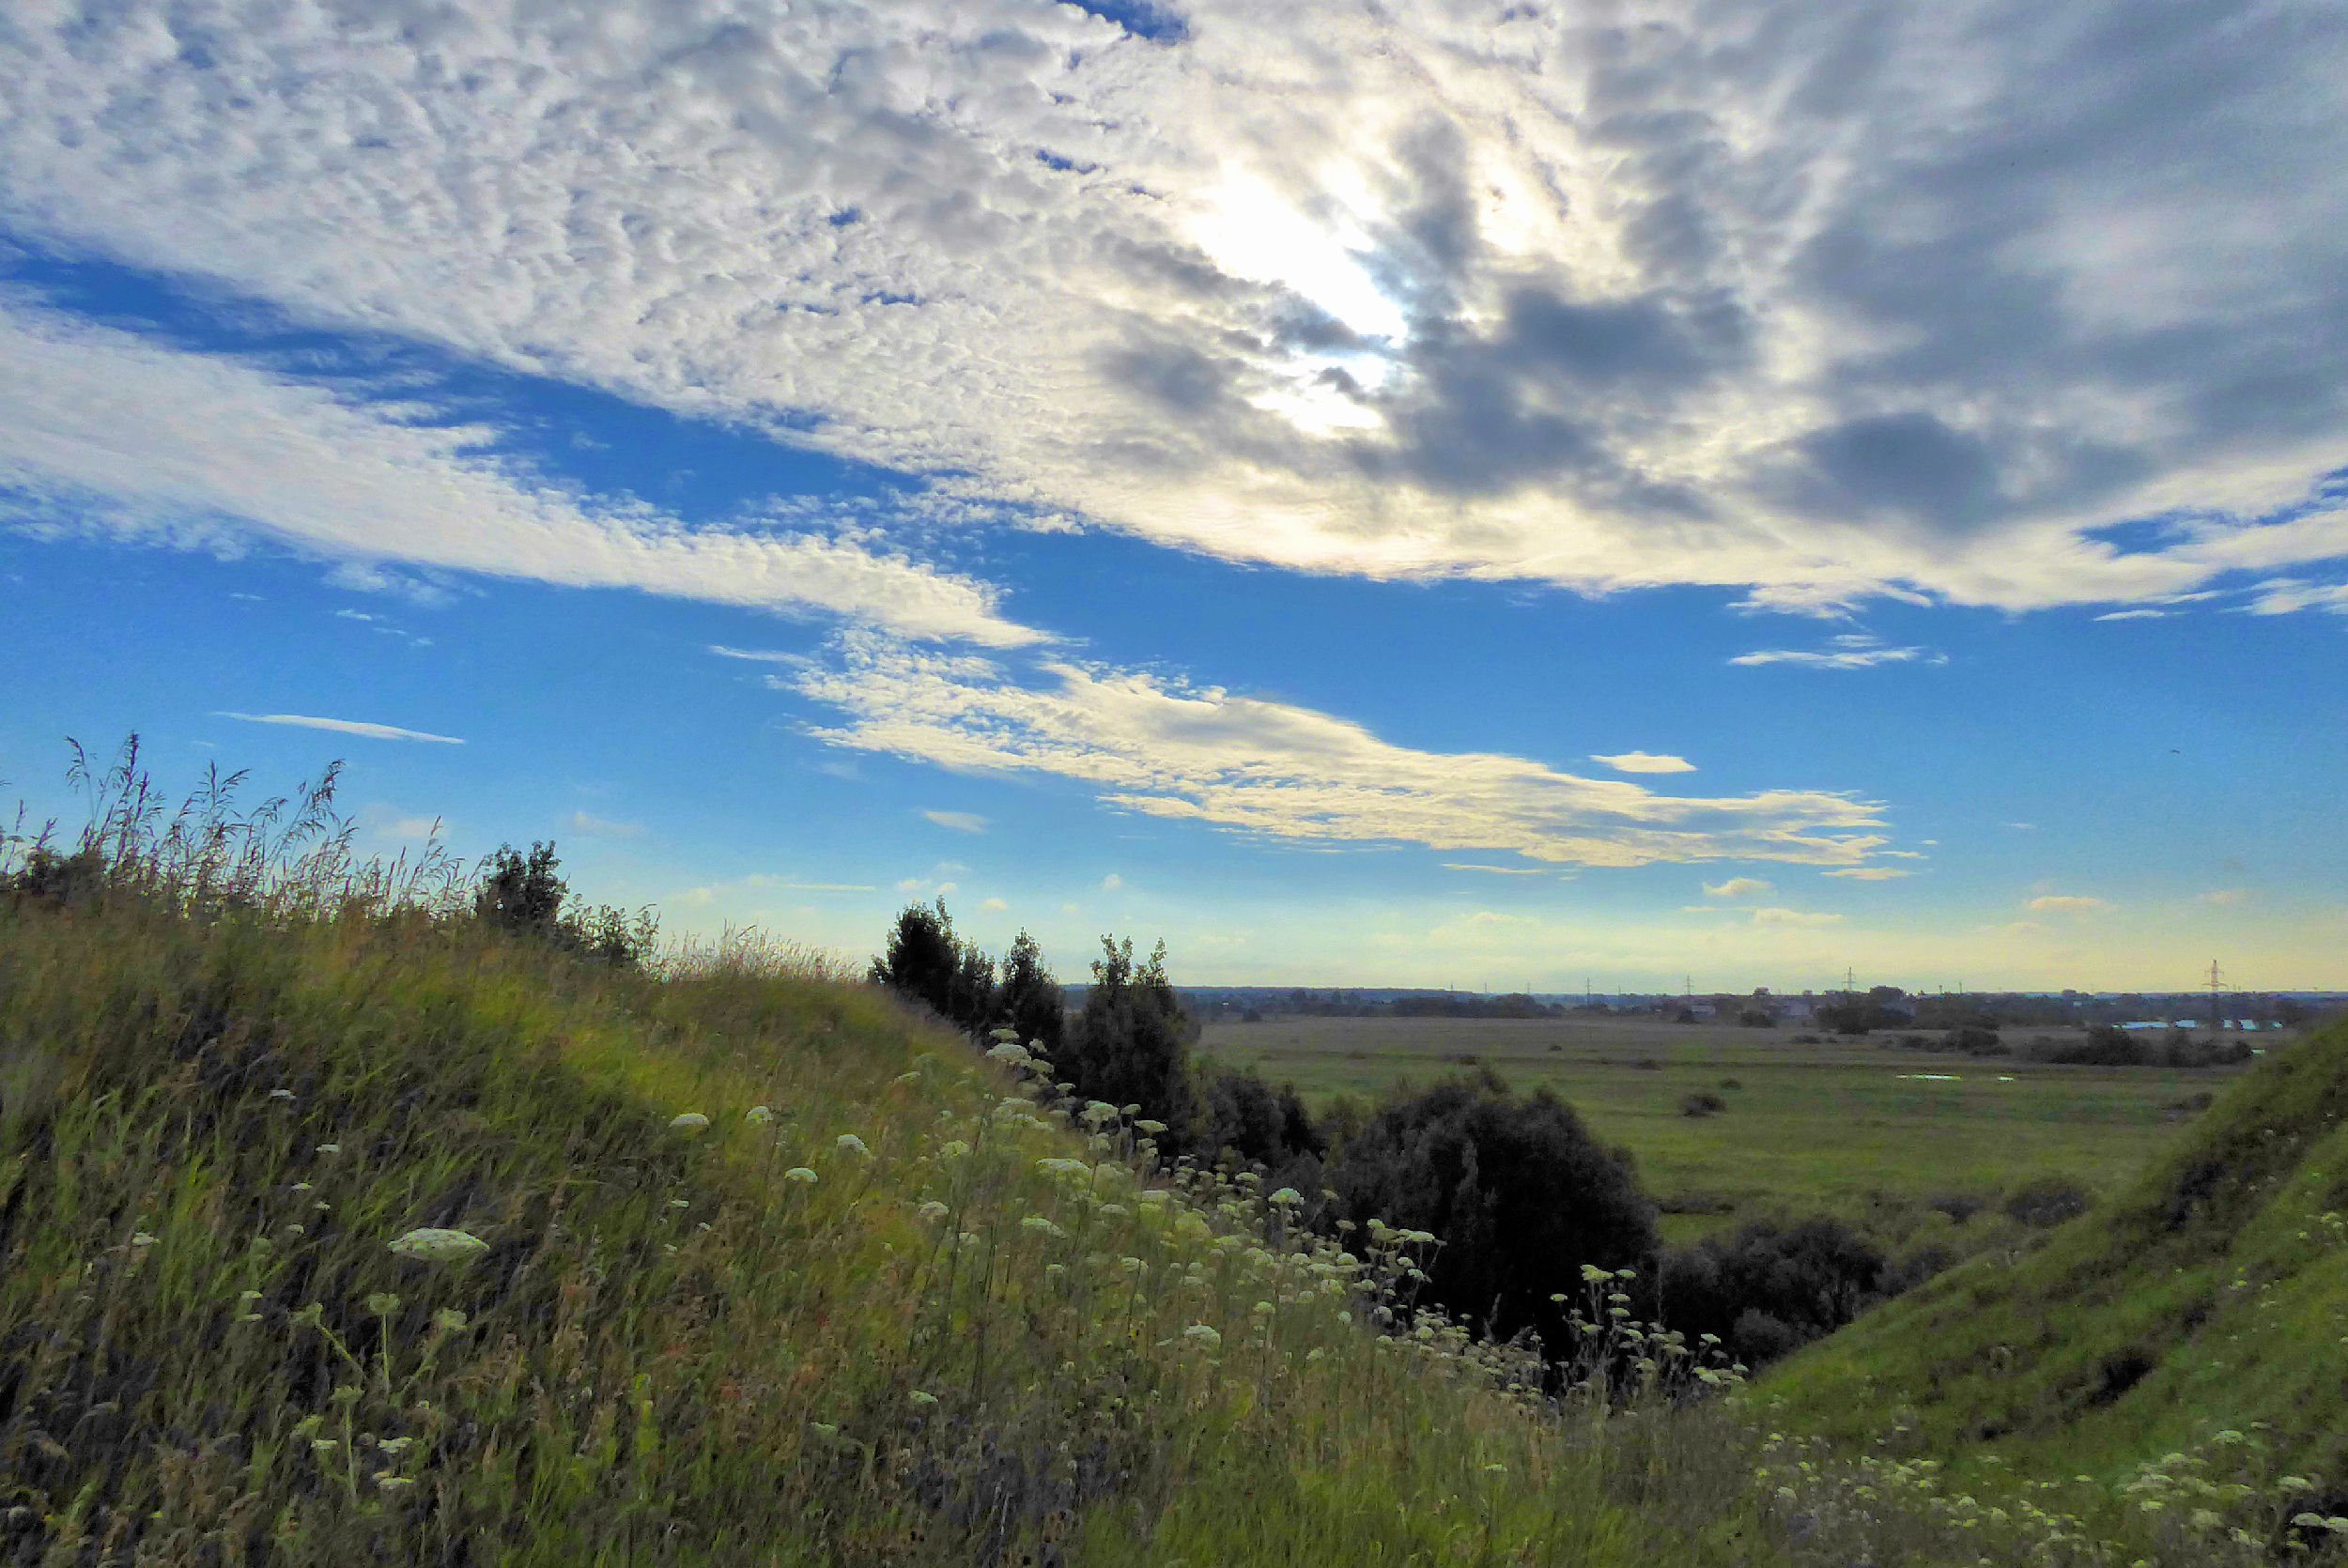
2207 960 2232 1033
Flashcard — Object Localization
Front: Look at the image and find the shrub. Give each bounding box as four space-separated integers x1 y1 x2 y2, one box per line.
2004 1176 2093 1228
1060 936 1198 1146
1679 1091 1727 1117
475 841 657 968
1658 1217 1889 1367
1327 1073 1657 1350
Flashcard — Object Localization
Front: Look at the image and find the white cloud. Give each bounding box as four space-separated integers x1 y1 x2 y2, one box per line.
2027 895 2111 914
2201 888 2250 906
567 810 644 838
1822 867 1912 881
979 896 1010 912
1730 635 1940 670
3 2 2345 614
1444 863 1550 875
921 809 989 834
1101 872 1125 891
1702 877 1774 899
216 711 462 745
0 300 1039 646
1751 907 1846 928
1591 751 1695 775
793 633 1896 869
2093 608 2169 622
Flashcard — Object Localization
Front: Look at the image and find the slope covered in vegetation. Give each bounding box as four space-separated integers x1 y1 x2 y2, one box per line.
2 889 1815 1567
1766 1017 2348 1513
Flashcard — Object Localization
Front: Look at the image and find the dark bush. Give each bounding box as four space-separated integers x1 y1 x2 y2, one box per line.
1060 936 1198 1146
2004 1176 2093 1228
1327 1073 1657 1351
475 842 657 968
1679 1091 1727 1117
1925 1191 1988 1225
2026 1024 2147 1066
1199 1067 1325 1171
1657 1217 1890 1367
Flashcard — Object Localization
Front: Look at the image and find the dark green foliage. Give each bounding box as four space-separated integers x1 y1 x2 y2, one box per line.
2003 1175 2093 1228
1680 1091 1728 1117
996 929 1065 1055
1658 1218 1889 1367
474 841 657 968
1199 1066 1325 1171
1060 936 1197 1139
869 899 996 1035
1327 1072 1657 1349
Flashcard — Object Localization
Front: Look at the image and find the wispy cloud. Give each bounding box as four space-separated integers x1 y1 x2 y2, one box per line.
215 712 463 745
1591 751 1695 775
0 301 1040 647
921 809 989 834
1822 867 1912 881
1702 877 1773 899
1444 863 1550 876
2093 608 2169 622
2027 895 2111 914
1101 872 1125 891
1730 634 1941 670
567 810 644 838
5 3 2347 615
1751 907 1846 928
793 633 1895 870
2201 888 2250 906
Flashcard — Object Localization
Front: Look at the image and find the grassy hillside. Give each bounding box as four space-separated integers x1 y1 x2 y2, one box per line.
0 895 1798 1567
2 877 2340 1564
1764 1017 2348 1532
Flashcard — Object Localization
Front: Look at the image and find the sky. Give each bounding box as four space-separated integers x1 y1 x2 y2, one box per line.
3 0 2345 992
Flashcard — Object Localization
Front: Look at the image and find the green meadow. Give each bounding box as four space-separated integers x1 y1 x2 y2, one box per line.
1201 1015 2260 1241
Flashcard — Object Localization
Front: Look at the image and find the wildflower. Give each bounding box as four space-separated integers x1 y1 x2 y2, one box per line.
388 1228 490 1265
937 1140 971 1159
377 1437 416 1456
1136 1119 1167 1135
784 1168 819 1185
894 1069 922 1084
986 1042 1033 1067
669 1113 711 1134
1182 1325 1222 1349
989 1026 1022 1043
1022 1216 1067 1238
131 1232 158 1248
745 1106 775 1125
317 1144 341 1154
915 1201 950 1222
908 1390 938 1407
1038 1158 1089 1177
1270 1188 1304 1207
434 1308 469 1331
1080 1100 1120 1126
835 1133 871 1158
269 1088 295 1100
291 1182 314 1193
366 1292 402 1317
312 1439 340 1456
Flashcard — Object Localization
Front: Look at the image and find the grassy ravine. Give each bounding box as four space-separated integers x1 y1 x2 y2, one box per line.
0 899 2337 1566
1768 1016 2348 1535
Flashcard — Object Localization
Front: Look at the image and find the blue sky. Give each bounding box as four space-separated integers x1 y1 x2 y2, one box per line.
3 0 2345 991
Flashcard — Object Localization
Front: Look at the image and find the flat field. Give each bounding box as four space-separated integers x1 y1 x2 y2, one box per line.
1198 1015 2261 1241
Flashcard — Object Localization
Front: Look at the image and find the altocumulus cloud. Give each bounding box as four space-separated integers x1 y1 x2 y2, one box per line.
788 633 1894 870
0 2 2343 614
0 301 1037 647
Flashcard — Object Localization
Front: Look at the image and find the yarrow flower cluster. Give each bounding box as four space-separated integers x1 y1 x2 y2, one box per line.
387 1228 489 1265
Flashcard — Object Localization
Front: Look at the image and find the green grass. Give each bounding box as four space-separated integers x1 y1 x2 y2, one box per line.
1 888 2336 1565
1203 1015 2256 1242
1760 1016 2348 1542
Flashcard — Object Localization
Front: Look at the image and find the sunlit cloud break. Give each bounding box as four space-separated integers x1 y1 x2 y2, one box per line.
791 634 1894 870
216 712 464 745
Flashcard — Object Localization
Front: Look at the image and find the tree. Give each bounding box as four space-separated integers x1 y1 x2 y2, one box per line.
996 930 1066 1057
476 841 567 939
1327 1072 1657 1351
1658 1218 1889 1367
870 899 996 1035
1060 936 1197 1142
